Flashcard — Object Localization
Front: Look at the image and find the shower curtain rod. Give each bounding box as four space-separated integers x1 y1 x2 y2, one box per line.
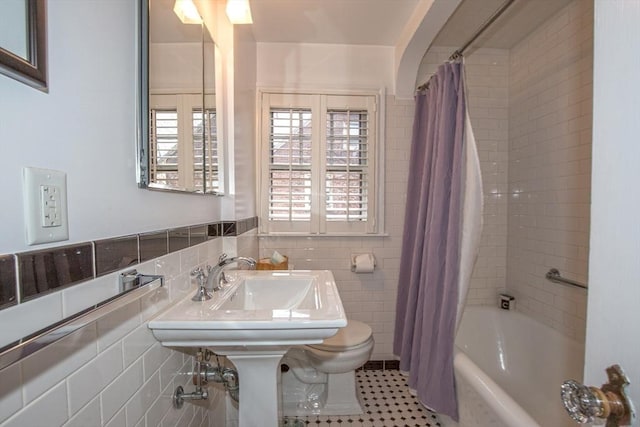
417 0 518 91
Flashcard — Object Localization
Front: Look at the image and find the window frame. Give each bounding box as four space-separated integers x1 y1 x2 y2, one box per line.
257 90 385 236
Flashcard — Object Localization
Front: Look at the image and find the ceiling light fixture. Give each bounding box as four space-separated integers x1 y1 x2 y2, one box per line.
226 0 253 24
173 0 202 24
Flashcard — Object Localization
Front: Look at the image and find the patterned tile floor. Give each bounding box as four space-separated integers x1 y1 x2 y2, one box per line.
283 370 442 427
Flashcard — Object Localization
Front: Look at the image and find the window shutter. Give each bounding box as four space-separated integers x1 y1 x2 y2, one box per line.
268 108 313 222
149 94 219 192
192 107 218 192
149 109 179 187
325 109 369 222
192 109 205 189
259 91 379 235
204 108 219 192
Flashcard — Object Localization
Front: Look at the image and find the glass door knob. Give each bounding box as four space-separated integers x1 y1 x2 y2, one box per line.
561 365 634 426
561 379 602 422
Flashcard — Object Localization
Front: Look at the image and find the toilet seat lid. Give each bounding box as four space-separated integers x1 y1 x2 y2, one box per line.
309 320 372 352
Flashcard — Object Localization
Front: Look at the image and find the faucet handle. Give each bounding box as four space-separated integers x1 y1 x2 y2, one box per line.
190 267 205 280
218 253 228 264
190 267 207 288
191 266 212 302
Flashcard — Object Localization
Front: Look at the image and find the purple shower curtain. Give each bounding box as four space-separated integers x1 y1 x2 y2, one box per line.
393 61 466 421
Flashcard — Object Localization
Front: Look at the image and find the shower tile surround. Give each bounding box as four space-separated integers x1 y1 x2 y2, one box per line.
416 0 592 342
506 0 592 341
0 217 258 426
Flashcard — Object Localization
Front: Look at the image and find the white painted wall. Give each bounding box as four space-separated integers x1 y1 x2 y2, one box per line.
586 0 640 417
394 0 464 99
257 42 395 93
231 26 257 220
150 42 215 92
0 0 222 254
197 0 258 221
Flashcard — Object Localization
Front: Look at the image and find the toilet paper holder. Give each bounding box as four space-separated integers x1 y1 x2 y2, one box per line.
350 253 376 273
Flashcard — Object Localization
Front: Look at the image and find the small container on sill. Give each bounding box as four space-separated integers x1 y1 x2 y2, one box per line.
256 256 288 270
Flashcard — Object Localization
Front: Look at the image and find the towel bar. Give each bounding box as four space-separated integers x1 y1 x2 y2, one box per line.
0 271 164 372
545 268 587 290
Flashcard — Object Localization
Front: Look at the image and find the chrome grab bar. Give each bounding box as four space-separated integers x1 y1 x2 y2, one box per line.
0 271 164 372
545 268 587 290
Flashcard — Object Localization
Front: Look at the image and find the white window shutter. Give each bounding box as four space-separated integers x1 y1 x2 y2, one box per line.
259 91 379 235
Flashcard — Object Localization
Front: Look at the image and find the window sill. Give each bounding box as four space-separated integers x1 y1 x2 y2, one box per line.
257 232 389 238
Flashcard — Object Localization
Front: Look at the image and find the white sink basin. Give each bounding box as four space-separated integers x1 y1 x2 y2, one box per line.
148 269 347 427
219 274 317 311
148 270 347 348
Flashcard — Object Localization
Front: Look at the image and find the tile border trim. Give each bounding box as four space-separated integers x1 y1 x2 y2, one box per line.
0 216 258 308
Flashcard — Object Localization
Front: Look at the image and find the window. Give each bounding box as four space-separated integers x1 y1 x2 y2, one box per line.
149 94 219 192
150 109 179 187
259 92 380 235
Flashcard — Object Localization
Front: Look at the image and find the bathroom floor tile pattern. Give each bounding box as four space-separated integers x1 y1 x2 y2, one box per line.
283 370 442 427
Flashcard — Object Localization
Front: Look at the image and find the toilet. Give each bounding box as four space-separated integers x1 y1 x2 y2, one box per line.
280 320 374 416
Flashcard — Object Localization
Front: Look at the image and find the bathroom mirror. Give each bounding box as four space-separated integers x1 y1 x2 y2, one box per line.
0 0 47 91
138 0 222 194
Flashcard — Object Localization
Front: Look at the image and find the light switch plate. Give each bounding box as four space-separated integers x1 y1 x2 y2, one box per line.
23 167 69 245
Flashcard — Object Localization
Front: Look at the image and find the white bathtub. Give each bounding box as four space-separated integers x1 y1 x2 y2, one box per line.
453 306 584 427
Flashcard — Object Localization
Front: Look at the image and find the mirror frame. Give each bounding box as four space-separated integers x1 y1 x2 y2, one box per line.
0 0 47 91
136 0 222 195
137 0 151 189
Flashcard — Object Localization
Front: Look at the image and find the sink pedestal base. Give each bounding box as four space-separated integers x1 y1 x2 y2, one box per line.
225 350 287 427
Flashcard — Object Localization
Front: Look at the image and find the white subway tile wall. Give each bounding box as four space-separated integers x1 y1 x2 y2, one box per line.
0 291 65 346
414 0 592 342
507 0 592 341
0 238 228 427
466 50 511 306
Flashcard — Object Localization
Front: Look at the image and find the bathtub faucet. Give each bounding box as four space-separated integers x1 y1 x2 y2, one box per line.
206 253 257 292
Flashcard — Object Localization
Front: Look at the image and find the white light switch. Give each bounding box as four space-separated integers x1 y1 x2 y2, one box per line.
23 167 69 245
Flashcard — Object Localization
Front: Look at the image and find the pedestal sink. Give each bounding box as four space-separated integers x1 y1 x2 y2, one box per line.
148 270 346 427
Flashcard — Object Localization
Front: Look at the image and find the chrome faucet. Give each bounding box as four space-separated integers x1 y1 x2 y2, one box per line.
206 254 257 292
191 254 257 302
